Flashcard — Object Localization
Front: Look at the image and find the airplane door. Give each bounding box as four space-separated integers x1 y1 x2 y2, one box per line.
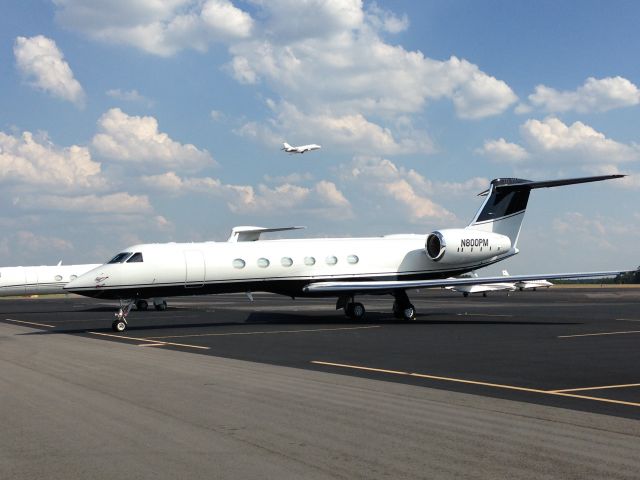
184 251 205 288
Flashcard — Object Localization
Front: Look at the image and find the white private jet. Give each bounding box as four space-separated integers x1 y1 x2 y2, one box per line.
0 262 100 297
281 142 321 154
447 270 516 297
0 261 168 310
515 278 553 291
65 175 626 332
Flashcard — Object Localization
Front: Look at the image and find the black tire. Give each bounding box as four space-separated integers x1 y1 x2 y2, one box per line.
351 302 365 320
112 320 126 332
482 292 487 297
155 301 167 311
463 292 469 297
402 304 416 321
136 299 148 311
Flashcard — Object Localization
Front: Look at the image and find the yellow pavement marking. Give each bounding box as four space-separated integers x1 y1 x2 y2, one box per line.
146 325 381 340
558 330 640 338
549 383 640 393
88 331 210 350
311 361 640 408
5 318 54 328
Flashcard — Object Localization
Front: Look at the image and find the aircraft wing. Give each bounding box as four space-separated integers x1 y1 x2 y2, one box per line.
302 271 623 294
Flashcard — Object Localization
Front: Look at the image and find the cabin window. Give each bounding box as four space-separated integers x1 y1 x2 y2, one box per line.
70 275 77 281
325 255 338 266
347 255 359 264
281 257 293 267
55 275 63 281
108 252 132 263
232 259 246 269
257 258 270 268
304 256 316 266
127 252 143 263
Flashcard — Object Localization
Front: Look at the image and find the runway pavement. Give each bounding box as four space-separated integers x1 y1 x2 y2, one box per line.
1 288 640 478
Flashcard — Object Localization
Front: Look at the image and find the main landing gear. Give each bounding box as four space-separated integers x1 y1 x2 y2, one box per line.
337 290 417 321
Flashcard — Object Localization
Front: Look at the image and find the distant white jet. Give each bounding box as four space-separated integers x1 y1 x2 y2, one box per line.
281 142 321 154
515 278 553 291
447 270 516 297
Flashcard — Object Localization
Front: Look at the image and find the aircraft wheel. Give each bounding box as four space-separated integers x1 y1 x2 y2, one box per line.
482 292 487 297
402 304 416 321
463 292 469 298
155 301 167 311
533 287 537 291
112 320 127 332
136 299 148 311
519 287 524 292
345 302 365 320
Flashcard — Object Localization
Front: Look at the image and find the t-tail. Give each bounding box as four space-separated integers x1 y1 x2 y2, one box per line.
467 175 625 249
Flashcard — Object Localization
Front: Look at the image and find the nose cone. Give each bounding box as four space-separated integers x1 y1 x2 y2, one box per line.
64 266 109 297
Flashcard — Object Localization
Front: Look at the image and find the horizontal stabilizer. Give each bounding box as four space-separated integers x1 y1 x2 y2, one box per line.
302 270 625 294
478 174 625 196
227 225 305 242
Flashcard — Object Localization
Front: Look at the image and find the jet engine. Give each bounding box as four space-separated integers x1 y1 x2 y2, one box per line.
425 229 512 265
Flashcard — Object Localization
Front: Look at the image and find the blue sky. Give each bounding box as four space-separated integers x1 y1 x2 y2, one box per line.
0 0 638 273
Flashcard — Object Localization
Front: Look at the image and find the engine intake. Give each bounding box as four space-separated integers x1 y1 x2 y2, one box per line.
425 229 512 265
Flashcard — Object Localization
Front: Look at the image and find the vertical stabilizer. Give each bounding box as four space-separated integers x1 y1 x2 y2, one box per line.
467 174 624 248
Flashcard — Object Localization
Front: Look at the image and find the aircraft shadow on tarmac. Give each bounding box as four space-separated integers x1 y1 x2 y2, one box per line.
17 310 580 336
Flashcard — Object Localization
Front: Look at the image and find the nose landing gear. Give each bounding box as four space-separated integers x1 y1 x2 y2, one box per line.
112 298 136 332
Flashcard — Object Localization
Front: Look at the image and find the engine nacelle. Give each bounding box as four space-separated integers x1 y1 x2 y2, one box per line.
425 229 512 265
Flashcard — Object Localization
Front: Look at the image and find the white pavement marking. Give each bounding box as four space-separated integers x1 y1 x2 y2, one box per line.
88 331 210 350
616 318 640 322
558 330 640 338
5 318 54 328
311 361 640 409
456 313 513 318
146 325 381 340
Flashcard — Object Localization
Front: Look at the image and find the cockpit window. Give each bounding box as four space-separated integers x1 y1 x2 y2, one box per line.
108 252 132 264
127 252 143 263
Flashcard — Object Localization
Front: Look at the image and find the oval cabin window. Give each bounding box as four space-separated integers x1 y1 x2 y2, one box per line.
232 259 246 269
70 275 77 281
257 258 270 268
347 255 359 264
55 275 63 281
325 256 338 266
281 257 293 267
304 256 316 266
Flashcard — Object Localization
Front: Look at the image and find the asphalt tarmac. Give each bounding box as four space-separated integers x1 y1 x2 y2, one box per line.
2 288 640 478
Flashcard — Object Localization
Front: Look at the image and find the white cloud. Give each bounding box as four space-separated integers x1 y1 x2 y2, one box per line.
106 88 154 107
520 117 640 162
17 192 153 214
478 117 640 166
235 100 434 155
340 156 455 222
53 0 253 56
366 3 409 34
13 35 85 107
476 138 529 162
140 171 352 217
524 76 640 113
0 130 104 190
91 108 215 169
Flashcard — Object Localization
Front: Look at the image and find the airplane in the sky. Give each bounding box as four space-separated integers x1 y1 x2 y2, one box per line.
281 142 321 154
0 261 167 310
65 174 626 332
446 270 516 297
